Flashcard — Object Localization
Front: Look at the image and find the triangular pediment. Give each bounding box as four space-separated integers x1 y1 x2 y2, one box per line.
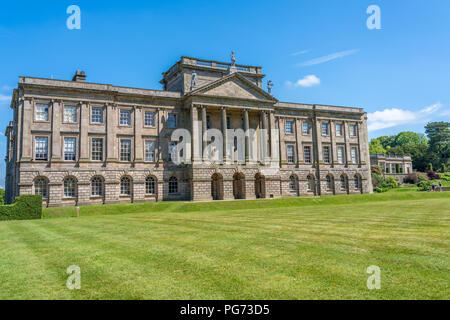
187 73 277 102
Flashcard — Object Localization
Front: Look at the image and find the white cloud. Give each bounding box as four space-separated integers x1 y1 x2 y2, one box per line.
368 103 442 132
291 50 309 56
296 49 359 67
286 75 321 88
0 93 11 102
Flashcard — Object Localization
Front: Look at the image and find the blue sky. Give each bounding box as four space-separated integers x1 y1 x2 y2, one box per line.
0 0 449 185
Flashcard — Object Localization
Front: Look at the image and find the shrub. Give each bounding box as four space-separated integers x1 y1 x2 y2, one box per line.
374 187 389 193
426 171 441 180
371 165 383 176
403 173 418 184
0 195 42 221
417 173 428 182
427 163 433 171
384 176 399 188
371 173 385 188
417 180 433 192
439 164 447 173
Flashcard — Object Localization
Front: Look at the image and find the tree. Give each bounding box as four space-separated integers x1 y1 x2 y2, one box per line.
425 122 450 170
369 138 386 155
0 188 4 205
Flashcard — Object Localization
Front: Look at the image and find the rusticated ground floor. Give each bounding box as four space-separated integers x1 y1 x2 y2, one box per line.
12 164 372 207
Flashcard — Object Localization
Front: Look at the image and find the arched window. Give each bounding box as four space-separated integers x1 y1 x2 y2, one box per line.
354 175 360 190
340 175 347 191
63 177 77 198
307 175 314 192
34 178 48 199
326 175 333 191
146 176 156 195
168 176 178 194
91 176 104 197
289 175 297 191
120 177 131 195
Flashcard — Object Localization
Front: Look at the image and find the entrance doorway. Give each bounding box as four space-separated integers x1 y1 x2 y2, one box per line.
255 173 266 199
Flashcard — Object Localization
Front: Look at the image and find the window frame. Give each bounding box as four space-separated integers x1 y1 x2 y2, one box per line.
304 146 312 164
119 109 131 126
120 139 132 162
285 120 294 135
63 177 77 198
91 137 104 161
34 177 48 199
91 107 104 124
168 176 178 194
34 136 49 161
120 177 132 196
321 122 329 136
63 137 77 161
145 176 156 195
91 176 104 197
336 123 343 136
302 121 310 135
144 140 156 163
337 146 345 164
286 144 295 164
144 111 156 127
349 124 357 137
167 113 177 128
63 105 78 123
351 146 358 164
323 146 331 164
34 103 49 122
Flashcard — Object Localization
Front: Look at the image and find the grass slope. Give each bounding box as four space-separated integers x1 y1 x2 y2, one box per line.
0 191 449 299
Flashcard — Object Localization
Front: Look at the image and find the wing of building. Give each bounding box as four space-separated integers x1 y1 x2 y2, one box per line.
4 56 373 206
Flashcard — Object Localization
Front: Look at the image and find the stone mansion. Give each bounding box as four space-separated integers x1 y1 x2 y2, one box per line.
4 55 373 206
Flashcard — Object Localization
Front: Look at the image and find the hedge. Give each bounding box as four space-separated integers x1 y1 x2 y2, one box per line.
0 195 42 221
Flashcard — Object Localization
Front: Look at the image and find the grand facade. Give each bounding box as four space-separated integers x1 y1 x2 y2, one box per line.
4 56 372 206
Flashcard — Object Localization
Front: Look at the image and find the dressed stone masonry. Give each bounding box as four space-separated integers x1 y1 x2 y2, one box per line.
4 55 373 207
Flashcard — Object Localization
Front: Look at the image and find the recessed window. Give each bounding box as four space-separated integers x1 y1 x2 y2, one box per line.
167 113 177 128
323 146 330 164
168 176 178 194
326 175 333 190
336 123 343 136
168 141 176 162
35 104 49 121
91 138 103 161
145 176 156 195
64 137 76 161
285 120 293 134
144 111 155 127
120 177 131 195
321 123 329 135
287 145 295 163
63 177 77 198
354 175 360 190
349 124 357 137
91 177 103 197
304 146 311 164
35 137 48 160
120 140 131 162
351 147 358 164
302 121 310 135
226 117 231 129
120 110 131 126
307 175 314 192
337 147 345 164
34 178 48 199
340 175 347 191
91 107 103 123
289 175 297 191
64 106 77 123
145 140 156 162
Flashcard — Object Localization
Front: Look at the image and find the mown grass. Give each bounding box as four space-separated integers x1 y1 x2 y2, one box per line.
0 190 449 299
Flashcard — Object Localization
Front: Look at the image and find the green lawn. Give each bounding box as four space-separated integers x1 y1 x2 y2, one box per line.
0 191 449 299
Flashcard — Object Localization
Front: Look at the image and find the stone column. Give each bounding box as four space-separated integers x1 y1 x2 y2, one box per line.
201 106 207 160
357 121 364 165
260 111 269 164
314 116 323 164
134 106 143 163
157 108 163 163
344 121 351 165
278 117 286 165
106 104 118 162
79 101 89 163
191 105 201 163
330 120 336 165
269 111 279 165
243 108 250 162
295 118 303 164
221 107 228 163
51 100 61 162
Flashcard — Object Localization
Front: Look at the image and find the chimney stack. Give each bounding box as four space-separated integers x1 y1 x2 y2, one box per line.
72 70 86 82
